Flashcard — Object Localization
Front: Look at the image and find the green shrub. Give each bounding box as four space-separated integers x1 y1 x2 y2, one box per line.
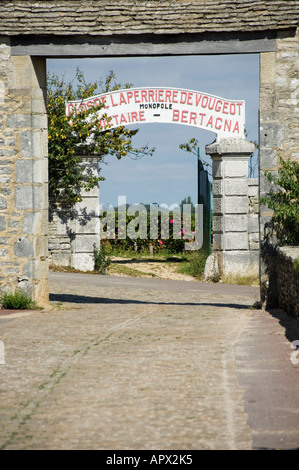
261 157 299 245
294 257 299 273
93 243 111 274
1 290 37 310
177 251 208 280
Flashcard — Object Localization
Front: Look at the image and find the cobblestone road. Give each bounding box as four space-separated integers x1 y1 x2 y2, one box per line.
0 272 298 450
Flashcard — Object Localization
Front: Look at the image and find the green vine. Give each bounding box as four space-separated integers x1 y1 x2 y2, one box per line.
261 156 299 245
47 68 155 206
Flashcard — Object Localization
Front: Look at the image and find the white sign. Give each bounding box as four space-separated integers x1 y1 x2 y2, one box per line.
66 87 245 139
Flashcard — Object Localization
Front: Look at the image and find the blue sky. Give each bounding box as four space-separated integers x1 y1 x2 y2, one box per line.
47 55 259 207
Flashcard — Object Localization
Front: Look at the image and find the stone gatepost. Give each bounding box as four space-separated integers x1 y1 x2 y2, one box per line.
0 47 48 306
48 155 100 272
204 137 257 279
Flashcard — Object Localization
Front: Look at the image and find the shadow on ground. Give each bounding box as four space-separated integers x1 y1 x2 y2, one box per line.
49 292 252 310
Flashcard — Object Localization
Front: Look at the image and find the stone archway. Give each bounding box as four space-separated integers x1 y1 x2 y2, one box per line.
52 86 256 278
0 1 298 306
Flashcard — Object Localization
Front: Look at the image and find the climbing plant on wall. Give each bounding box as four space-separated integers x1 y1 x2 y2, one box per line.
261 157 299 245
47 68 155 206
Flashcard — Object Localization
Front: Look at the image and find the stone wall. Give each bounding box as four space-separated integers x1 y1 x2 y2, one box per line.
260 29 299 306
48 156 100 272
262 246 299 317
0 40 48 305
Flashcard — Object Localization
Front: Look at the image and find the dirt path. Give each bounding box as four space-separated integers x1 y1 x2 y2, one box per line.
108 256 196 281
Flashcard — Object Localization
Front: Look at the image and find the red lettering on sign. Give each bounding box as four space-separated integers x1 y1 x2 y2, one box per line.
141 90 147 102
119 93 127 105
165 90 172 102
237 103 242 115
181 110 188 123
148 90 155 102
134 91 140 103
110 95 118 107
180 91 187 105
233 121 240 133
187 92 193 105
208 98 215 110
196 94 202 106
230 103 236 115
172 91 178 103
215 117 223 130
172 109 180 121
206 115 213 128
139 110 146 121
201 96 209 108
222 102 229 114
224 119 231 132
126 91 133 103
199 113 206 125
120 113 128 124
190 112 197 124
215 100 222 112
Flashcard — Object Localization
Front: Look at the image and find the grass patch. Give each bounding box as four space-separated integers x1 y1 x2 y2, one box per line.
176 251 208 280
1 290 39 310
221 272 260 286
108 263 156 278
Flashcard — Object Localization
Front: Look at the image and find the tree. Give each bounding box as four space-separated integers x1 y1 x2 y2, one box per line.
47 68 155 206
261 157 299 245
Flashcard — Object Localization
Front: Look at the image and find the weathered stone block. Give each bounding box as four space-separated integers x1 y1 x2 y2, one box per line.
0 216 6 231
72 234 99 253
225 232 248 250
222 251 259 276
20 131 41 158
259 148 278 170
260 123 284 147
248 214 259 233
22 212 42 234
7 114 31 128
225 179 248 196
212 197 223 215
74 199 100 217
212 180 223 197
71 253 94 272
14 237 34 257
213 215 223 232
212 233 223 250
224 160 248 178
224 214 248 232
0 196 7 209
51 253 71 268
16 159 43 183
75 216 100 234
15 186 44 210
212 160 223 178
225 196 248 214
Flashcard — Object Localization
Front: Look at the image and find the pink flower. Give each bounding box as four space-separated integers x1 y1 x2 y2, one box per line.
182 229 186 234
158 240 163 245
170 219 174 224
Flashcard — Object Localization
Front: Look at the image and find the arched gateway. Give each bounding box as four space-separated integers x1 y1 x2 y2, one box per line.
61 86 256 278
0 1 298 308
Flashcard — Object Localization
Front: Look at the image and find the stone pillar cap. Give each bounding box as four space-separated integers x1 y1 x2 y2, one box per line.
205 137 255 156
